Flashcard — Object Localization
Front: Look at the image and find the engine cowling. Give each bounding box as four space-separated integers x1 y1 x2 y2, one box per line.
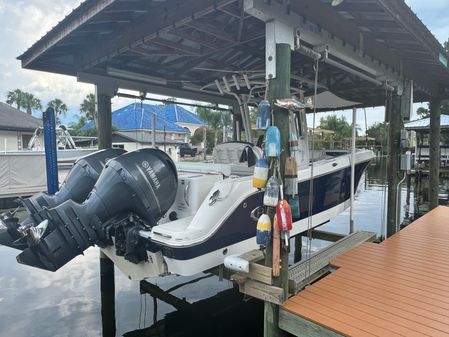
0 148 126 250
16 148 178 272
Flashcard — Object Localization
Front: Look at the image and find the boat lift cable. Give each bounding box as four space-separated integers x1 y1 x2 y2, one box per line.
364 108 368 148
306 58 320 282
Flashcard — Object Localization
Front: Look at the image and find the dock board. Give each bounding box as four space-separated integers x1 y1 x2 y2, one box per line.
281 206 449 337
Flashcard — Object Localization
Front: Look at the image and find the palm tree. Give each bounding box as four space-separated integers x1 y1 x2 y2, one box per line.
80 93 97 127
6 89 25 110
47 98 68 118
196 105 231 147
21 92 42 115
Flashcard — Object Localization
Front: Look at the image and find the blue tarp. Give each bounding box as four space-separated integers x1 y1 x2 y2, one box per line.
81 102 204 133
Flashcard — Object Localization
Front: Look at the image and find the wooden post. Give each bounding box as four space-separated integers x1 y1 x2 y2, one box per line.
350 108 357 233
96 86 116 337
264 43 291 337
429 98 442 210
96 92 112 149
386 94 402 237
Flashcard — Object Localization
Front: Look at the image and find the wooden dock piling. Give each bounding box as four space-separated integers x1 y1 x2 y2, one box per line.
429 97 442 210
264 42 291 337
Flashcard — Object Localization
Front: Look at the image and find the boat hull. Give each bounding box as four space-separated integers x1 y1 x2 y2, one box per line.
102 153 372 280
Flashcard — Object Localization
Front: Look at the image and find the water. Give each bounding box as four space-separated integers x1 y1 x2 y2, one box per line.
0 159 441 337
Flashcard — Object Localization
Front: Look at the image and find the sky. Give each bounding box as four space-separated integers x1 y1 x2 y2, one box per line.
0 0 448 131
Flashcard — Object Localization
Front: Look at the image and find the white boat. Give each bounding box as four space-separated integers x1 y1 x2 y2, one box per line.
1 141 372 280
104 145 372 279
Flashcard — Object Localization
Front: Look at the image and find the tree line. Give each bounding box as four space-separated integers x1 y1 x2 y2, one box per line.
192 105 233 155
5 89 97 131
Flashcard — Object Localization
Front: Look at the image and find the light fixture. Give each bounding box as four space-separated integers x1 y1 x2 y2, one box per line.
331 0 344 6
106 67 167 86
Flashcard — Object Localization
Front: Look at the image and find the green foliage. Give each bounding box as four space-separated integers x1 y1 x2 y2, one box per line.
21 92 42 115
318 115 356 141
6 89 25 110
195 106 233 147
445 38 449 53
80 93 97 127
416 101 449 119
68 115 118 137
366 122 388 146
191 127 216 153
417 106 430 119
6 89 42 114
68 115 90 136
47 98 68 117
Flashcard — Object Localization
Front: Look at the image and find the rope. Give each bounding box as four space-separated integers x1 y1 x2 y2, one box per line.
306 58 320 281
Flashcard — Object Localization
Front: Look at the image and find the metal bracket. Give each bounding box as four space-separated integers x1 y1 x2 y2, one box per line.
244 0 400 83
265 20 295 79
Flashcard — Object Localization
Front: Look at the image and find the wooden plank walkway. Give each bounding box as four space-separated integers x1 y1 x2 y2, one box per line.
280 206 449 337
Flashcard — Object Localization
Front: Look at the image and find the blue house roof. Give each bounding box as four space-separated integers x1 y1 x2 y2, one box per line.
81 102 204 133
165 103 205 125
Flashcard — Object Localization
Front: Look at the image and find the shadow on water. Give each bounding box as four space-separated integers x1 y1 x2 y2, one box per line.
123 287 263 337
1 157 448 336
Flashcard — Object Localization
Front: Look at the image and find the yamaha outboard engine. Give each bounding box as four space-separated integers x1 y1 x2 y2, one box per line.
0 148 126 250
16 148 178 271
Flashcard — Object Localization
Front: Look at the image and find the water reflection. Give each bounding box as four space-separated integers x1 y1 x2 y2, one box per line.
0 158 446 336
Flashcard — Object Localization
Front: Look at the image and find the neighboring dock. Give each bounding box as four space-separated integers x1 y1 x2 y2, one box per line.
280 206 449 337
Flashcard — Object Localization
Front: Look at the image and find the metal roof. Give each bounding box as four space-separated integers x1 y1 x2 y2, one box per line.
0 102 42 132
82 102 202 133
17 0 449 108
404 115 449 130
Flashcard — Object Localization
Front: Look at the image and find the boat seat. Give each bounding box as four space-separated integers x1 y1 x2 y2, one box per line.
213 142 262 167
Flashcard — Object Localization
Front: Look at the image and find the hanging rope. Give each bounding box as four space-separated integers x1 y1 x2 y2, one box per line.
306 58 320 281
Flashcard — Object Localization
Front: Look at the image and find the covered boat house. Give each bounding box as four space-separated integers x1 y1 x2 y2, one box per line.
16 0 449 335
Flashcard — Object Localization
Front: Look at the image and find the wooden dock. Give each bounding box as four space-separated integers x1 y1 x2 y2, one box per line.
280 206 449 337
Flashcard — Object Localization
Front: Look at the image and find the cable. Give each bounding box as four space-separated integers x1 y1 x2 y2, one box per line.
306 58 320 281
364 108 368 148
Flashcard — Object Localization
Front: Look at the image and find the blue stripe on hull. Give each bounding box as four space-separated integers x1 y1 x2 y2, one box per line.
147 160 370 260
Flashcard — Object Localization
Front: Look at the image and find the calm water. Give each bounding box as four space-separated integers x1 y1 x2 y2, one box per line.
0 159 436 337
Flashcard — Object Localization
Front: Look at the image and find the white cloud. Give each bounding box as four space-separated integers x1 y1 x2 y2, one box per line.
0 0 93 121
0 0 446 127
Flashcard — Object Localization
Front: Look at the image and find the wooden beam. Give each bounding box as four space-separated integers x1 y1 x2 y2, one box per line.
299 230 346 243
140 280 192 311
279 309 343 337
148 37 203 56
168 29 221 50
80 0 237 69
78 72 238 107
185 21 237 43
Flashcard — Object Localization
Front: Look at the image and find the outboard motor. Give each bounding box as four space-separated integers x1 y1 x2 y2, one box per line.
0 148 126 250
16 149 178 272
